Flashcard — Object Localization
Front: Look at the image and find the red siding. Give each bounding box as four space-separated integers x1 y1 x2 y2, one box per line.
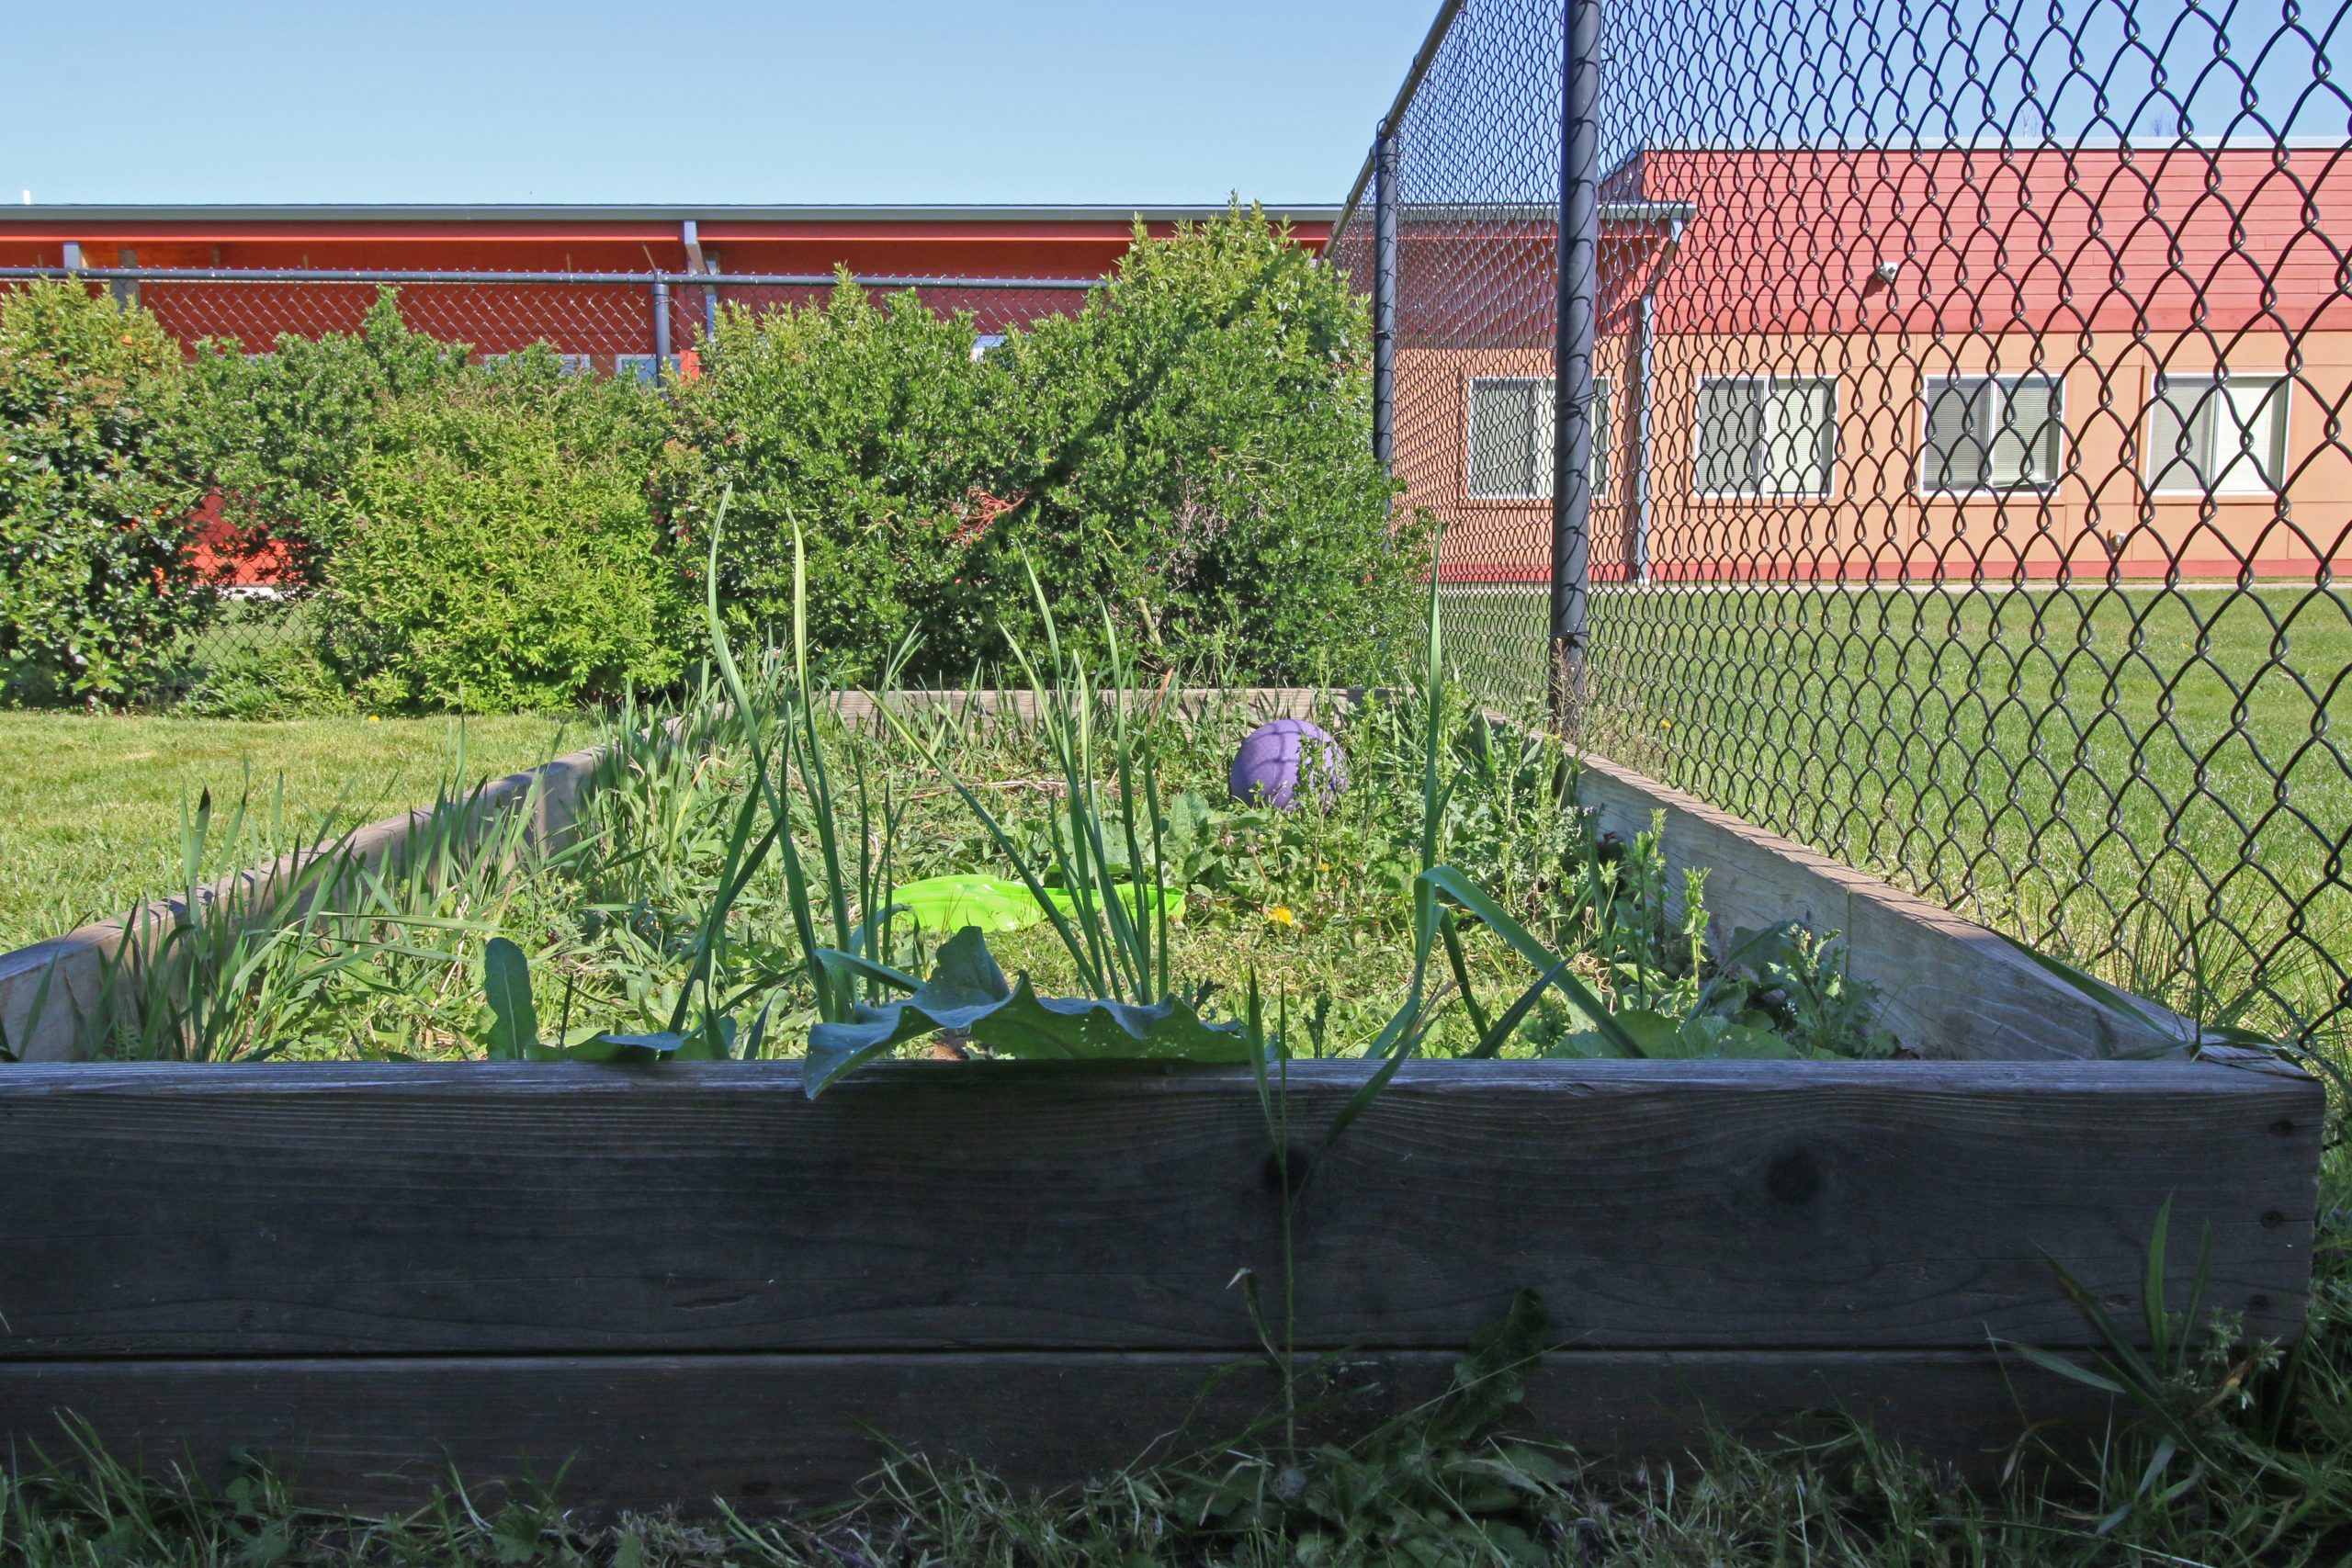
1612 146 2350 338
0 217 1332 278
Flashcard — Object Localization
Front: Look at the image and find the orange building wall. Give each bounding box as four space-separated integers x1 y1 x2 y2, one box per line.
1399 328 2352 584
1401 145 2350 584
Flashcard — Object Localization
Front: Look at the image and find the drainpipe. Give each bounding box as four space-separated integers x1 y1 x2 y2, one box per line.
1622 215 1687 586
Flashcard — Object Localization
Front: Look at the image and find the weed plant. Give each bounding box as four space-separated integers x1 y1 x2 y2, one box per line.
21 540 1911 1071
6 550 2347 1560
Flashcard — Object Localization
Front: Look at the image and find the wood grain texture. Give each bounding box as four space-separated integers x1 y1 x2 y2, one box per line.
1571 749 2191 1060
0 1348 2117 1509
0 1059 2318 1358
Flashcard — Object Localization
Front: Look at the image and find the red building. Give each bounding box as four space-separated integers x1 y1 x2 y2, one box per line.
1391 143 2351 582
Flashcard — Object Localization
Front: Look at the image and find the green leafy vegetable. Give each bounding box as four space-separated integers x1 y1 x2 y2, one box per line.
803 927 1251 1096
481 937 539 1061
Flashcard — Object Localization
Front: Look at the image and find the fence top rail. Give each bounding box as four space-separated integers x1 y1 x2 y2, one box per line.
1386 199 1697 225
0 265 1104 290
1334 0 1472 243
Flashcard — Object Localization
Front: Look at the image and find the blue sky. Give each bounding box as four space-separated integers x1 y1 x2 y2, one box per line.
2 1 1438 206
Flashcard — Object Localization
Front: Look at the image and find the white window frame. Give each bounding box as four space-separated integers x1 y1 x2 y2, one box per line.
614 353 681 384
970 333 1008 361
1464 375 1610 502
1691 376 1838 499
479 350 594 377
2144 373 2290 497
1917 374 2067 495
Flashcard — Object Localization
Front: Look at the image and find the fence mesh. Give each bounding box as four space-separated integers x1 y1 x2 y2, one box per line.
96 274 1096 358
1334 0 2351 1041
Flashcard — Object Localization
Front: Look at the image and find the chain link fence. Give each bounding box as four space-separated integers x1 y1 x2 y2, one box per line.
1333 0 2351 1041
4 266 1094 363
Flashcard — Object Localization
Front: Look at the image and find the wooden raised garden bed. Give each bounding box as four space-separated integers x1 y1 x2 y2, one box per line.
0 716 2325 1512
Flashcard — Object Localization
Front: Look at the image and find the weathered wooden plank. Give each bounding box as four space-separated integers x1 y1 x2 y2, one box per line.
0 1059 2317 1357
1572 749 2189 1060
0 1348 2116 1510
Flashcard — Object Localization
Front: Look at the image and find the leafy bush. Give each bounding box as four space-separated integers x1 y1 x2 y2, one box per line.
659 209 1419 682
186 288 472 592
321 350 683 712
0 281 211 705
979 206 1425 681
654 275 993 672
5 219 1414 712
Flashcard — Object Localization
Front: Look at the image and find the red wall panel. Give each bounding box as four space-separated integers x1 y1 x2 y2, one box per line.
1611 146 2348 339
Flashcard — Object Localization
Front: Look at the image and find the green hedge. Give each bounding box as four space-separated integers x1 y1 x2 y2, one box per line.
187 290 472 593
652 278 991 673
978 209 1425 681
17 209 1412 712
660 207 1420 682
0 282 212 705
320 351 684 713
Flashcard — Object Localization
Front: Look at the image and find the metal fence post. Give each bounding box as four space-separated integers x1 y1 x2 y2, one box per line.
1373 122 1399 470
651 279 672 368
1547 0 1602 735
1623 291 1655 585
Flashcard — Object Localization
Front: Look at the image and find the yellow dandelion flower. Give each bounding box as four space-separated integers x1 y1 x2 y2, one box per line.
1267 905 1295 927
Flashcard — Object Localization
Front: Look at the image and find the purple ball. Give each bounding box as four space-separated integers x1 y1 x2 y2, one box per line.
1229 718 1346 811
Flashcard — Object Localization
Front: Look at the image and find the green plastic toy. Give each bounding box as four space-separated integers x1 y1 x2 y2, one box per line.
887 875 1048 933
887 874 1189 934
1040 884 1189 925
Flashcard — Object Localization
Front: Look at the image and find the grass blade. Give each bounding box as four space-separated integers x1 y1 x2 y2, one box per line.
1419 864 1642 1056
1468 956 1572 1059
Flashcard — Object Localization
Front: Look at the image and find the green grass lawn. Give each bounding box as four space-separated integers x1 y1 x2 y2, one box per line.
0 713 592 951
1444 581 2352 1035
